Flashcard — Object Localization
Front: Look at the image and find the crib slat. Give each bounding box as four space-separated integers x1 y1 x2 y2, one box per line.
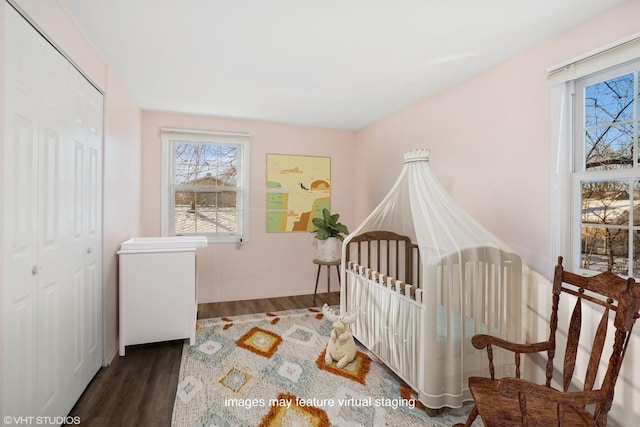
408 303 415 380
402 302 408 378
366 240 370 269
390 289 398 370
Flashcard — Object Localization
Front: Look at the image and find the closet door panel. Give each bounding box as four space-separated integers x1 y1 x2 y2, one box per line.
36 43 74 417
37 284 60 411
85 86 103 377
71 269 85 372
3 5 40 417
69 137 86 385
4 302 36 417
6 115 37 261
4 4 39 302
85 252 101 381
3 110 38 420
68 68 103 392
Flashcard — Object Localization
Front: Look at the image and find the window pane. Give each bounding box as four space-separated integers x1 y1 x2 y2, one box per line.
216 146 238 186
585 124 633 170
585 73 634 127
174 142 238 186
174 191 237 235
581 180 630 225
584 72 635 171
581 226 628 275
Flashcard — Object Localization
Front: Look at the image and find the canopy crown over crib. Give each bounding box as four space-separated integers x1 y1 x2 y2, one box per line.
344 148 515 263
341 149 528 410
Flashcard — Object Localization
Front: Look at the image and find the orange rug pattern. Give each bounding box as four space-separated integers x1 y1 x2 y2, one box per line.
315 348 371 385
236 326 282 358
258 392 330 427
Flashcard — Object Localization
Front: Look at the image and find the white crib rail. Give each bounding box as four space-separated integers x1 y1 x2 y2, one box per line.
346 261 424 390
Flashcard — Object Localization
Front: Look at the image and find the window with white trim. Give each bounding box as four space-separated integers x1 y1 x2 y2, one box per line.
572 59 640 276
161 129 250 243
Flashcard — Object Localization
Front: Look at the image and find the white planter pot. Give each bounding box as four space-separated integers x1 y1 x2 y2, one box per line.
317 237 341 262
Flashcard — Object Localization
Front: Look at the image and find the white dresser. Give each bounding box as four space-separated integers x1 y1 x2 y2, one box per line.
118 236 207 356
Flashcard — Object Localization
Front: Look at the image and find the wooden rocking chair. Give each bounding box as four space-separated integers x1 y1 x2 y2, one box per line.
454 256 640 427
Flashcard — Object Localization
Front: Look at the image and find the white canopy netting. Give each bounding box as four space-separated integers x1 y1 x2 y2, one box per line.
341 149 529 409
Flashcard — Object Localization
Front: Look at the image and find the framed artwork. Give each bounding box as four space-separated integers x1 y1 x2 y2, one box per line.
266 153 331 232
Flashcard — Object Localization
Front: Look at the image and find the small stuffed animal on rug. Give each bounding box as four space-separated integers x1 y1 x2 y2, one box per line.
323 304 358 368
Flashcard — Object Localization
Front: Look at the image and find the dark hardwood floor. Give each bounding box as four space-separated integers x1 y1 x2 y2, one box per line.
67 292 340 426
197 290 340 318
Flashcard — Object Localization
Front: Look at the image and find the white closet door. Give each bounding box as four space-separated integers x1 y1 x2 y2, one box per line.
3 5 103 421
83 81 104 386
35 27 74 419
3 5 40 416
68 67 103 397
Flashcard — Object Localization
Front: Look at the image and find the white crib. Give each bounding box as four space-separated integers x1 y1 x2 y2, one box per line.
343 230 522 411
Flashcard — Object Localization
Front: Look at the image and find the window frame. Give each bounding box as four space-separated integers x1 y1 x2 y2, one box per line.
160 129 251 243
570 60 640 277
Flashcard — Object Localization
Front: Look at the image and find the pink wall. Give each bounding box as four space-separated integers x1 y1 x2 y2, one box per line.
141 111 355 303
355 0 640 278
102 69 142 361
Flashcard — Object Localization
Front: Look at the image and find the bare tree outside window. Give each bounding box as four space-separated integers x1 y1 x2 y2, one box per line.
580 71 640 276
585 73 635 170
173 141 239 236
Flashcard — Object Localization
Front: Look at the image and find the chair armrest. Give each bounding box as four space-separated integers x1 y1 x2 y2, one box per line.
497 378 608 406
471 334 550 354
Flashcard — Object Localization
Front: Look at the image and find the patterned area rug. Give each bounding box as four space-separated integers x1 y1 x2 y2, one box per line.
171 307 478 426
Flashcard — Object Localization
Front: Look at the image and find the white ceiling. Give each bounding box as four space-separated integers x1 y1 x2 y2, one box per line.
60 0 625 130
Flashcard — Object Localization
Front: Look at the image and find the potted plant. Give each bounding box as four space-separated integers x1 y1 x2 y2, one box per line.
311 208 350 262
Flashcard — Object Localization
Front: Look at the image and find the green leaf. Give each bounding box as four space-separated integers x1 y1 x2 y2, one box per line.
310 208 349 240
322 208 331 223
334 224 349 235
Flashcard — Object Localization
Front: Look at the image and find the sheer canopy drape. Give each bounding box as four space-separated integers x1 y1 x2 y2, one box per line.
342 149 530 408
